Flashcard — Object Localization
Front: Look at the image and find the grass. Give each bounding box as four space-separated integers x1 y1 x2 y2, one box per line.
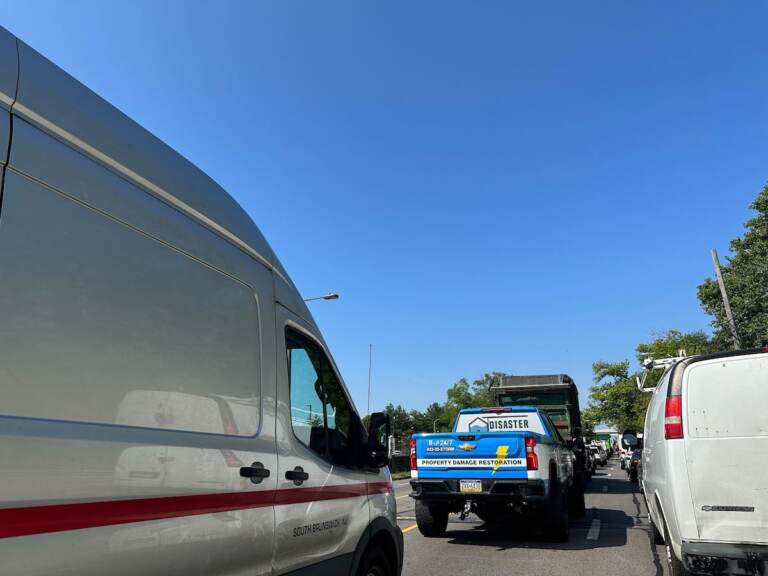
391 471 411 480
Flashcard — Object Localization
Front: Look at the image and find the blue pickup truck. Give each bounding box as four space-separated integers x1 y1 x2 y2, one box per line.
409 406 581 540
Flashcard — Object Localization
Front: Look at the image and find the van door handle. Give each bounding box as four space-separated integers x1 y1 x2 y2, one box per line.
239 462 270 485
285 466 309 486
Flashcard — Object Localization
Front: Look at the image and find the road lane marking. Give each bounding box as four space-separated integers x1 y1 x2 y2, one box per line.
586 518 601 540
602 485 608 493
402 524 418 533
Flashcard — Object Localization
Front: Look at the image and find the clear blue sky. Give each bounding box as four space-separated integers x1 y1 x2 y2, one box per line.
5 2 767 412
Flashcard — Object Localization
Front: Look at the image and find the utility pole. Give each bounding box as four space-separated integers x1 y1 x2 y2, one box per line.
366 344 373 417
711 249 741 350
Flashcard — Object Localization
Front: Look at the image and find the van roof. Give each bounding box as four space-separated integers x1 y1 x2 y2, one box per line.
1 26 296 292
667 347 768 396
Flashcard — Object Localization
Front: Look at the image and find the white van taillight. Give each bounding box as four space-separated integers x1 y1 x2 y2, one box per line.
410 438 417 470
525 436 538 470
664 396 683 439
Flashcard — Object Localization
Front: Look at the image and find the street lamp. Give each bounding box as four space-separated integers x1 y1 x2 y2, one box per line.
303 293 339 302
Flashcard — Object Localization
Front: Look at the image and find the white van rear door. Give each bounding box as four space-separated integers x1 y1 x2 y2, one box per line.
684 352 768 543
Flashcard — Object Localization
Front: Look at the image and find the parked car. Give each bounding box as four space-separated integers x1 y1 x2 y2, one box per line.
410 406 583 541
0 26 402 576
637 348 768 576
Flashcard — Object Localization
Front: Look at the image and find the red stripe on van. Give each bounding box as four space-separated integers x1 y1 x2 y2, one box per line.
0 481 393 539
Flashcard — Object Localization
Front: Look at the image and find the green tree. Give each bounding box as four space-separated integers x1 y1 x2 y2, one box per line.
383 403 412 448
586 360 648 432
585 331 715 432
698 185 768 349
471 372 505 407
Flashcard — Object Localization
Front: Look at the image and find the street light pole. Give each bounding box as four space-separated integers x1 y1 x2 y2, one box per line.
303 293 340 302
367 344 373 417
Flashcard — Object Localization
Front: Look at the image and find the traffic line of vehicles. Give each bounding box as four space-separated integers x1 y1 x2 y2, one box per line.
625 348 768 576
408 374 601 541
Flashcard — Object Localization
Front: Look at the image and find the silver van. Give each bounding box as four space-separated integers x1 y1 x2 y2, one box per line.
0 26 402 576
640 348 768 576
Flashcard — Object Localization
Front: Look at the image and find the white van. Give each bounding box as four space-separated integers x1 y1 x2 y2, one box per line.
640 349 768 576
0 26 402 576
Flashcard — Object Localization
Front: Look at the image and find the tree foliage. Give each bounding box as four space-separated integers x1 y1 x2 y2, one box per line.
698 184 768 349
383 372 506 446
583 331 715 432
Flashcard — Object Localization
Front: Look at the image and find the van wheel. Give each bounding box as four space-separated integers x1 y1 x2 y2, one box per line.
542 474 569 542
661 517 687 576
650 515 665 545
666 540 686 576
415 500 449 537
357 546 393 576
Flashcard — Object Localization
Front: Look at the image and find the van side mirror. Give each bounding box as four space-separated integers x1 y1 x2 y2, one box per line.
365 412 391 468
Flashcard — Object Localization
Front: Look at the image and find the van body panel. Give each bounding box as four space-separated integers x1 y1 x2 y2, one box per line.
684 354 768 543
0 171 264 431
0 27 16 111
9 118 262 294
0 141 278 573
13 36 288 281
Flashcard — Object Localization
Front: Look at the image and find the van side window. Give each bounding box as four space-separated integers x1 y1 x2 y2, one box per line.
286 328 356 464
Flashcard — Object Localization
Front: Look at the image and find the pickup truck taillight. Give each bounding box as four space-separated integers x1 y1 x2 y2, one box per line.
664 395 683 439
410 438 417 470
525 436 538 471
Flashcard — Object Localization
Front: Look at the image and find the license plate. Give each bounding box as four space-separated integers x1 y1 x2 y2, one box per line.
459 480 482 493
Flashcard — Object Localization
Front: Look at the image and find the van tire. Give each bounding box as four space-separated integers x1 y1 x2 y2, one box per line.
415 500 449 537
542 473 569 542
666 540 686 576
650 515 665 545
661 517 687 576
356 546 393 576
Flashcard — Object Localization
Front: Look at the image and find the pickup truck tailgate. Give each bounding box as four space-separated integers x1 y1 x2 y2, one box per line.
415 433 528 479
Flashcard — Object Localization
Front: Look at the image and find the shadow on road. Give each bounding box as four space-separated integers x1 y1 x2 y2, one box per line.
441 466 645 552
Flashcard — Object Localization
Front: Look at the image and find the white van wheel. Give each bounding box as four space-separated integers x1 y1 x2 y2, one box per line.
663 525 686 576
357 546 393 576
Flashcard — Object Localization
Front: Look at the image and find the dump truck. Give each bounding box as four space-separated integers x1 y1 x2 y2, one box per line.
491 374 587 515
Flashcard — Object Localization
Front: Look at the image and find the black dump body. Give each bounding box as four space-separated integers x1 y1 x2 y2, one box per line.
491 374 582 439
491 374 588 489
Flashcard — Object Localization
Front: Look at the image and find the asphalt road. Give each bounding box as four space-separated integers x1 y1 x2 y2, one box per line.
393 459 668 576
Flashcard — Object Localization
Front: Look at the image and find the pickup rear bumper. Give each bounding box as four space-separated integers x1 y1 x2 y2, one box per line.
410 479 547 504
682 541 768 575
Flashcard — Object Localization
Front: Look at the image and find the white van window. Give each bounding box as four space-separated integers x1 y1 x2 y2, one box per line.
286 328 355 463
0 185 262 436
